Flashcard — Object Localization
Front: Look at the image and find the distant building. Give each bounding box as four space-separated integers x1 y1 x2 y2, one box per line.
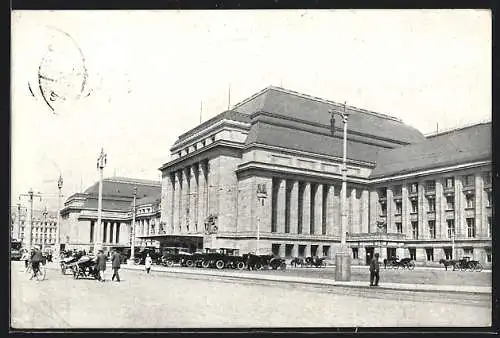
11 206 58 249
60 177 160 252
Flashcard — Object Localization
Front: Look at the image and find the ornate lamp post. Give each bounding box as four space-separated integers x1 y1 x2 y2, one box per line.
94 148 107 253
55 174 63 259
128 187 137 265
256 184 268 255
329 102 352 281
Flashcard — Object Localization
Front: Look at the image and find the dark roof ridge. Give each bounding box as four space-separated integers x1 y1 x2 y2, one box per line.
425 121 492 138
232 86 403 123
104 177 160 186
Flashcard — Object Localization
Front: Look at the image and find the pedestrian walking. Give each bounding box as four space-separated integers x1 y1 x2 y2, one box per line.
96 249 107 282
370 253 380 287
21 249 29 269
145 253 153 274
111 249 121 282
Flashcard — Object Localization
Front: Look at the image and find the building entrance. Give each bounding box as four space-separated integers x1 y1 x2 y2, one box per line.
365 247 374 265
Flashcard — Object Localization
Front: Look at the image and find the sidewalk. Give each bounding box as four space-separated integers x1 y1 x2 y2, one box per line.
117 263 491 295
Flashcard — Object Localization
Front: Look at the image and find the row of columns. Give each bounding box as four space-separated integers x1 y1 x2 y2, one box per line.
92 221 121 244
271 178 369 236
374 172 490 240
164 160 209 233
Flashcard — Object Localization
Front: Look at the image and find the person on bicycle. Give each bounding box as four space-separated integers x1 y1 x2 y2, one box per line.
30 246 44 280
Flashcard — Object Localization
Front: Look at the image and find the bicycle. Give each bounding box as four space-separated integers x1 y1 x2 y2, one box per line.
28 262 46 281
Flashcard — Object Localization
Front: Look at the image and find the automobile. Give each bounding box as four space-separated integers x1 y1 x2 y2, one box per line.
160 247 194 267
196 248 246 270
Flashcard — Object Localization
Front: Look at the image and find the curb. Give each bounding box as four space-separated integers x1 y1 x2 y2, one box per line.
117 264 491 295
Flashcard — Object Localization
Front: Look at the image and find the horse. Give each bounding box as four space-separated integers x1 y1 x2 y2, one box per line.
290 257 305 268
243 253 273 270
305 256 327 268
439 258 456 271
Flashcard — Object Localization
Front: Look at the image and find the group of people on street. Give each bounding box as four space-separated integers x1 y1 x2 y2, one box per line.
95 249 121 283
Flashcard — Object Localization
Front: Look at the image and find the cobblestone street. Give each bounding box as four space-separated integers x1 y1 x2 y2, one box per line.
11 261 491 329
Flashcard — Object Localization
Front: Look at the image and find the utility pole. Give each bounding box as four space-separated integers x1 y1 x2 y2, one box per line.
329 102 352 281
55 174 63 260
94 148 107 253
41 207 48 251
128 187 137 265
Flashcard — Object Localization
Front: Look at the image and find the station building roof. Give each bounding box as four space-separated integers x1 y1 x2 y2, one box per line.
370 122 491 179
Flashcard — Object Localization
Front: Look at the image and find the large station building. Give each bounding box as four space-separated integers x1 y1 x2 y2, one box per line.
61 86 492 267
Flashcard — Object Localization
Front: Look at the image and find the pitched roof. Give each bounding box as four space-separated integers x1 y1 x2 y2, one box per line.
233 86 426 145
82 177 161 211
136 195 161 207
369 122 491 178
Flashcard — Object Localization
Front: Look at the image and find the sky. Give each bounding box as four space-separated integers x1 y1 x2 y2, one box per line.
11 9 491 211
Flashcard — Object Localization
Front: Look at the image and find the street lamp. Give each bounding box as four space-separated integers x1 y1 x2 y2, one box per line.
94 148 107 253
55 174 63 260
256 184 268 255
329 102 352 281
128 187 138 265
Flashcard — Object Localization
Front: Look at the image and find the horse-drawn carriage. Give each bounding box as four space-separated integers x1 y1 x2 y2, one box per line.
68 255 101 280
439 256 483 272
290 256 327 268
383 257 415 270
243 253 286 270
60 250 85 275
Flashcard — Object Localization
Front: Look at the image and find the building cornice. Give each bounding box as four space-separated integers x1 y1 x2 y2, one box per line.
369 160 491 184
236 161 370 185
170 119 250 153
244 143 376 168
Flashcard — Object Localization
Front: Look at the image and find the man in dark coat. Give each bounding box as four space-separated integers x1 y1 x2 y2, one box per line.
96 249 107 282
370 253 380 286
111 249 121 282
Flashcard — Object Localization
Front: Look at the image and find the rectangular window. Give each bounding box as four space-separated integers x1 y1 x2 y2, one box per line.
409 248 416 260
297 183 304 234
463 247 473 257
466 218 476 238
428 220 436 239
411 200 418 213
380 202 387 216
395 201 402 215
444 247 453 260
465 194 475 209
487 191 491 207
352 247 359 259
396 222 403 234
322 245 330 257
409 183 418 194
427 197 436 212
90 221 94 243
411 221 418 239
445 177 455 189
425 248 434 261
393 185 402 196
446 196 455 210
447 219 455 238
486 248 492 263
463 175 474 187
425 180 436 191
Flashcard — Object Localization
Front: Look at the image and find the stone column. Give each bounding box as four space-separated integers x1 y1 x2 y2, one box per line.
279 244 286 257
369 190 379 233
173 171 181 233
289 180 299 234
291 244 298 258
402 184 410 238
360 189 369 234
474 172 483 237
418 181 426 239
455 176 464 238
189 165 198 232
198 161 208 232
182 167 190 233
314 183 323 235
302 182 311 235
277 178 286 234
304 244 311 257
436 179 446 239
332 185 341 236
115 223 120 243
162 173 174 230
326 185 334 236
386 187 394 233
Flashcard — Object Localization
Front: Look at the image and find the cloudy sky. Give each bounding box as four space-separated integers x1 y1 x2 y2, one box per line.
11 9 491 211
